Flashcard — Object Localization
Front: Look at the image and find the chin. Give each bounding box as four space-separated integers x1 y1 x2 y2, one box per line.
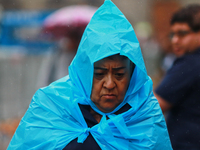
101 107 115 113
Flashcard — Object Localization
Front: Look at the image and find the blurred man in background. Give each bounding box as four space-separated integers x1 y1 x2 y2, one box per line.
154 4 200 150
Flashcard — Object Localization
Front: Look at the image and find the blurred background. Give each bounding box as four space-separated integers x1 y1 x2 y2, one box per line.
0 0 199 149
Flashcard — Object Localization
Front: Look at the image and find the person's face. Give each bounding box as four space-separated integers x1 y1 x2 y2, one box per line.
170 23 200 57
90 55 132 113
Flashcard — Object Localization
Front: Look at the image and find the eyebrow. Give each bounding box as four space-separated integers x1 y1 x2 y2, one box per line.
94 66 127 71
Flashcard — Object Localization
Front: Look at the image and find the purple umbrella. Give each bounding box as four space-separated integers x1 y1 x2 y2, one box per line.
43 5 97 39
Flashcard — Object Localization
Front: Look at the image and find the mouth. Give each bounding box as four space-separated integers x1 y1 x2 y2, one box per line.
102 94 117 99
173 46 180 51
173 47 181 52
173 47 184 56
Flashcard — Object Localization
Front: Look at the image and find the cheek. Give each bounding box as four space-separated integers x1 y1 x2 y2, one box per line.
91 81 102 99
118 79 130 97
183 37 194 46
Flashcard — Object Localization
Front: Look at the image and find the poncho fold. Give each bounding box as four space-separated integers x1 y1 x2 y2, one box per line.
8 0 172 149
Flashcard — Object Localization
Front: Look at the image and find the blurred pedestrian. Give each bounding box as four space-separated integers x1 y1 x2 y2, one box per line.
7 0 172 149
37 30 82 88
154 4 200 150
37 5 97 88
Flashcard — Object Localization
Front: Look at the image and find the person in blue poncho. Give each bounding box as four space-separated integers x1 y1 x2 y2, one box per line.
7 0 172 149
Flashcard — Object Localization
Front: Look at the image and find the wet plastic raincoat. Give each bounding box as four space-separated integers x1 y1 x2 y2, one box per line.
8 0 172 149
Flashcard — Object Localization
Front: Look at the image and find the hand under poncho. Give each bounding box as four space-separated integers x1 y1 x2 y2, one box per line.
8 0 172 149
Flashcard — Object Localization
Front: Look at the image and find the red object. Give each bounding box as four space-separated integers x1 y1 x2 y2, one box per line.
43 5 97 39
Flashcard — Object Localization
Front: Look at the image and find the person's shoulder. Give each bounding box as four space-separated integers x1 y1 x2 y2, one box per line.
173 49 200 67
171 48 200 75
186 48 200 66
186 47 200 58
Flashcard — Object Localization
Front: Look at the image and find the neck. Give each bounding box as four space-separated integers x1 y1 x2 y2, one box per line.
90 108 102 123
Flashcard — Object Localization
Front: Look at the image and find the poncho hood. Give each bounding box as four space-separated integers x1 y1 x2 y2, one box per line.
8 0 172 149
68 0 148 115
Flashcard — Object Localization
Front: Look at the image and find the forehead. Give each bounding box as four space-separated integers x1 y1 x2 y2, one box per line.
171 23 191 31
94 55 130 67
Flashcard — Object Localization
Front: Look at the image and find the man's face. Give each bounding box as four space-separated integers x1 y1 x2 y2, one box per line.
170 23 200 57
90 55 132 113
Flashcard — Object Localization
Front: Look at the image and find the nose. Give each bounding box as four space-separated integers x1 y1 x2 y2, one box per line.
171 35 179 44
104 75 116 90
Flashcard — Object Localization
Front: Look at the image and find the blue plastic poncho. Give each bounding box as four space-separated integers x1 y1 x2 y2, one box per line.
8 0 172 149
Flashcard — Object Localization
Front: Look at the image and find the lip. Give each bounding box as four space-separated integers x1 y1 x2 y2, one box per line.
174 47 181 51
173 47 182 52
102 94 117 99
173 46 180 50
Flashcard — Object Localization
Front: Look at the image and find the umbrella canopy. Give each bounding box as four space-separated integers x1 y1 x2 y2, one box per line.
43 5 97 39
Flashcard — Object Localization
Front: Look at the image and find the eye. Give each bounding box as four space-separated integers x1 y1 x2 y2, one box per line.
169 30 193 39
94 72 105 79
115 73 125 78
94 73 104 76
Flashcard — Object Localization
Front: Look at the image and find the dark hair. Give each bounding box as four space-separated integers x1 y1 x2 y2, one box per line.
170 4 200 32
66 25 87 42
